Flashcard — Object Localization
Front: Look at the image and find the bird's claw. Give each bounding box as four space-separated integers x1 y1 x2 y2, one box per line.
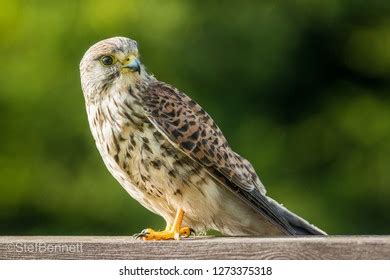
133 228 150 239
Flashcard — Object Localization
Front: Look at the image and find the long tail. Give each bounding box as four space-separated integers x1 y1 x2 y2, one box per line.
267 197 327 236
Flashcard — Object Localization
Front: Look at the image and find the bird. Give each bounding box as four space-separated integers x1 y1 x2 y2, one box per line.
79 37 326 240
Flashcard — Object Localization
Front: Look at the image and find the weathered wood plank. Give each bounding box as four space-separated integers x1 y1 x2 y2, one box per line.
0 236 389 260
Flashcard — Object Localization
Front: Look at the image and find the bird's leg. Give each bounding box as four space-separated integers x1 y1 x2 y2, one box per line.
163 223 190 234
171 208 191 240
138 208 192 241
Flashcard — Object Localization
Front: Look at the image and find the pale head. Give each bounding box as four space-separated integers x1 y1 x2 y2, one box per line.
80 37 149 102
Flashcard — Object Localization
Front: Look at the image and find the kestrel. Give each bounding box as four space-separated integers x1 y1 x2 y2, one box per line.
80 37 326 240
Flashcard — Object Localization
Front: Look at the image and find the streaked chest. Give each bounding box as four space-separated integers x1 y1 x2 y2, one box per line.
87 87 173 194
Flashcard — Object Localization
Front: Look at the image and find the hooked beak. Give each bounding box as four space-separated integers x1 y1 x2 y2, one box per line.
122 56 141 74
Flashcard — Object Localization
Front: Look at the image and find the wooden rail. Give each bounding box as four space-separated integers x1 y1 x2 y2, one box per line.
0 236 389 260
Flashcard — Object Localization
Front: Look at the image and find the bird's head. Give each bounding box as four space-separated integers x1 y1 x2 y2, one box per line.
80 37 149 101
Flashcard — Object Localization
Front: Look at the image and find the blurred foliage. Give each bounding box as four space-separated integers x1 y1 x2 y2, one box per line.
0 0 389 235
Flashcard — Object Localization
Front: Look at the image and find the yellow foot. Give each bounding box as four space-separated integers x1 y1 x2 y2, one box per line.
135 208 193 240
136 227 193 241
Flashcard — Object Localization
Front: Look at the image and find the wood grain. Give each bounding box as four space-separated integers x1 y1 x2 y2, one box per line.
0 236 389 260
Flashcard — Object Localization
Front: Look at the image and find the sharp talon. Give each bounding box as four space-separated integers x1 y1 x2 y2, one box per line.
133 233 143 239
133 229 150 239
189 228 196 236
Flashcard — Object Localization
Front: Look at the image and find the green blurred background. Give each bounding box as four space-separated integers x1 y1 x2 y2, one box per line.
1 0 389 235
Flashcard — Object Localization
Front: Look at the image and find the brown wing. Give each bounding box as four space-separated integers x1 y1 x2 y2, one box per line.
143 81 263 192
142 81 296 235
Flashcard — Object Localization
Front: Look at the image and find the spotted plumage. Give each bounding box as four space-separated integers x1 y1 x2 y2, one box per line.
80 37 325 237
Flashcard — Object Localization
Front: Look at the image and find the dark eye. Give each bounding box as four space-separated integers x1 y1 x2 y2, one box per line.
100 55 114 66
